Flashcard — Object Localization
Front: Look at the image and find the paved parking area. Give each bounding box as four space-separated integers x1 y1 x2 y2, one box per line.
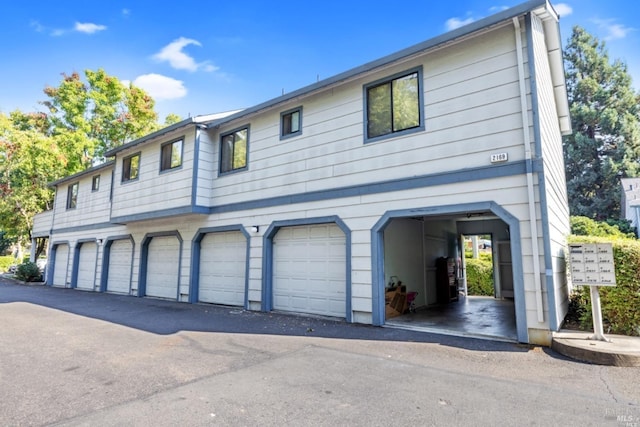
0 279 638 426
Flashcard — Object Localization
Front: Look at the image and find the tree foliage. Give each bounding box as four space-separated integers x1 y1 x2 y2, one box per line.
0 112 62 244
0 68 179 248
563 26 640 220
42 69 160 169
570 216 635 239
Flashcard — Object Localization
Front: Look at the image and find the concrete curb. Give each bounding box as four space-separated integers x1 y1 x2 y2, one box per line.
552 330 640 367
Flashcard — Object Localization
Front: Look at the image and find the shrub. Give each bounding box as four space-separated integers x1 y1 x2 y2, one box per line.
0 256 16 273
15 262 42 282
567 236 640 336
570 216 635 239
466 258 494 296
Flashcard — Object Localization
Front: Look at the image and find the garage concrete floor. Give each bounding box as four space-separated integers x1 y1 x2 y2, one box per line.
385 295 517 341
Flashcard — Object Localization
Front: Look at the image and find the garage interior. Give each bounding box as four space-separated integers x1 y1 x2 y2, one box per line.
382 213 517 341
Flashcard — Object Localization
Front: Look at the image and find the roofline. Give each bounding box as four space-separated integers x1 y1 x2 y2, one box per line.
49 160 115 187
104 117 198 157
206 0 548 129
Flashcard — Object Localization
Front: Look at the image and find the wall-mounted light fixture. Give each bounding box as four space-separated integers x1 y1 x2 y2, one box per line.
97 238 103 245
251 225 260 233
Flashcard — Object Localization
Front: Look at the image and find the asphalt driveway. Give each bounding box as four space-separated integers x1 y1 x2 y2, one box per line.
0 278 638 426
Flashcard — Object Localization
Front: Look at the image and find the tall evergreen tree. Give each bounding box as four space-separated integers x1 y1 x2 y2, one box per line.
563 26 640 220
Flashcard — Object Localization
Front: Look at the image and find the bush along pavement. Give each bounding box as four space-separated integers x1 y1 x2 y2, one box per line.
567 235 640 336
15 262 43 282
465 258 494 296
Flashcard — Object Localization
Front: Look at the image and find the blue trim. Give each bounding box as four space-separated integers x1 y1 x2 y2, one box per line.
47 241 70 287
363 66 425 144
211 160 536 214
279 106 303 140
49 161 115 187
191 128 201 206
70 239 98 290
204 1 547 133
110 205 209 224
51 222 114 235
218 124 250 176
370 202 528 343
99 235 135 293
526 13 559 330
262 216 352 322
138 231 183 299
189 225 251 308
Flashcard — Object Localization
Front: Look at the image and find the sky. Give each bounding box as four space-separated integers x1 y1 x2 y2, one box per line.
0 1 638 121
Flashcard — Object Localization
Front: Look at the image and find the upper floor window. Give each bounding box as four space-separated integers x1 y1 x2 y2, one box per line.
280 107 302 140
220 126 249 174
91 175 100 192
66 182 78 209
364 67 424 142
122 153 140 182
161 139 183 171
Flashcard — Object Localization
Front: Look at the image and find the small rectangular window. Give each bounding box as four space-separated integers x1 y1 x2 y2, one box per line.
364 68 423 142
161 139 183 171
91 175 100 191
66 182 78 209
122 153 140 182
280 107 302 139
220 127 249 174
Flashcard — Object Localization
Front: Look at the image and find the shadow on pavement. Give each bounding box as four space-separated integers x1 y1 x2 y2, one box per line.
0 278 530 354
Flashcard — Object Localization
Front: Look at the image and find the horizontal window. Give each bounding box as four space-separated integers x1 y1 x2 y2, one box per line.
364 68 424 142
122 153 140 182
161 139 183 171
220 127 249 174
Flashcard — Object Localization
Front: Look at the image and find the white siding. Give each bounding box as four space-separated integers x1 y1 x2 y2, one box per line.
52 168 112 231
203 25 526 207
110 127 196 219
531 13 571 327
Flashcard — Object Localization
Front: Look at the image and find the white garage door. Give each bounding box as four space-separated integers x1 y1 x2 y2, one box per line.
76 242 97 291
145 236 180 300
273 224 346 318
198 231 246 306
107 239 133 294
52 244 69 287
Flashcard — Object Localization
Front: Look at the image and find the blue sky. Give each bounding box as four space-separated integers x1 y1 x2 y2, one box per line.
0 1 638 121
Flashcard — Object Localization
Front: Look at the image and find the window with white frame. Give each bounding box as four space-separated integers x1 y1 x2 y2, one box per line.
122 153 140 182
280 107 302 139
161 139 183 171
364 68 423 142
66 182 78 209
220 127 248 174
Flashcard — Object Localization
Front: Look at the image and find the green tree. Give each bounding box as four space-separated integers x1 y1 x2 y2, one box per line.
563 26 640 220
0 112 62 253
42 69 160 169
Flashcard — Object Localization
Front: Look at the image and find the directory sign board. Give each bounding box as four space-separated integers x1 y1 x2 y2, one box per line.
568 243 616 286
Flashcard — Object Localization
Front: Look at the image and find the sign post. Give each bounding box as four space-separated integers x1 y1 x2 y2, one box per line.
568 243 616 342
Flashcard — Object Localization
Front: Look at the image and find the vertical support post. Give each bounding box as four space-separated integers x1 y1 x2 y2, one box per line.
589 285 609 342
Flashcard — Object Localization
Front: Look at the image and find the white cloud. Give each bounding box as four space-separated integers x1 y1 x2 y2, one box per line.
74 22 107 34
553 3 573 17
592 18 636 41
122 9 130 17
489 6 509 12
445 17 475 31
30 20 44 32
132 74 187 100
153 37 218 72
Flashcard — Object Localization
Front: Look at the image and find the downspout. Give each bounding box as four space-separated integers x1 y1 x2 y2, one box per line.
513 16 544 323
